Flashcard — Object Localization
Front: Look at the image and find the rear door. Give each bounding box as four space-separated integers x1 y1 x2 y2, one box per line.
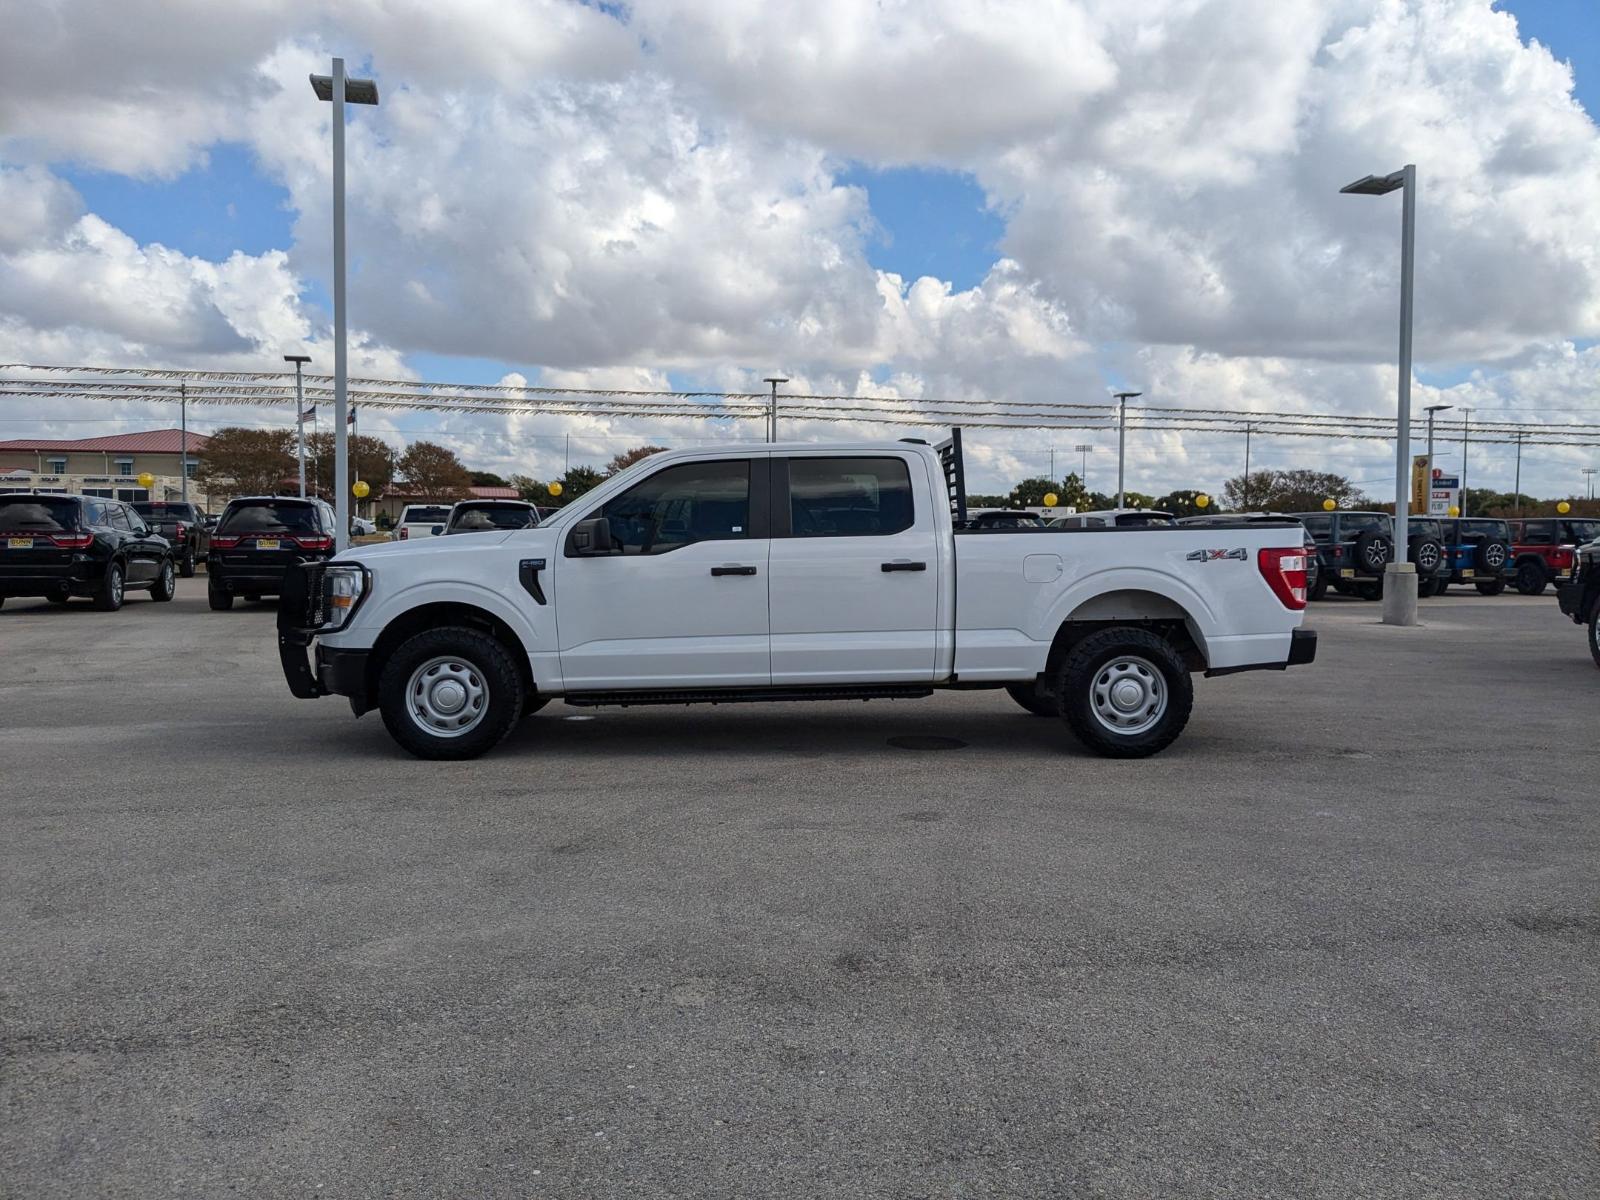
767 453 940 684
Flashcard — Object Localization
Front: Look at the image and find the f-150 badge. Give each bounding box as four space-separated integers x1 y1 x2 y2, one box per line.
1186 548 1248 562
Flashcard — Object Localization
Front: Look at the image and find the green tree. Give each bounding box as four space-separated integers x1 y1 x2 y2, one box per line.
193 427 295 496
606 445 669 475
1154 489 1214 518
511 465 606 507
1222 469 1368 513
307 432 397 496
398 440 472 500
470 470 509 487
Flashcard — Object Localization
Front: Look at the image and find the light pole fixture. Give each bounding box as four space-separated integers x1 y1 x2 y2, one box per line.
1424 403 1452 515
1074 444 1093 491
1113 391 1141 509
763 377 788 444
311 58 379 550
286 354 311 498
1341 163 1418 625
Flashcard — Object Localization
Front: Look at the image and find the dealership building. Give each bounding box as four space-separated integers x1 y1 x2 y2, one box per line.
0 429 215 507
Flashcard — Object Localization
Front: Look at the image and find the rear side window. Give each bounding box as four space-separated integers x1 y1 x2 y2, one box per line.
0 497 78 531
1459 520 1506 539
108 506 132 532
403 506 452 524
1564 520 1600 544
599 460 750 554
788 457 914 537
1411 520 1443 540
1520 522 1554 545
219 502 320 533
1340 514 1388 536
1299 515 1332 539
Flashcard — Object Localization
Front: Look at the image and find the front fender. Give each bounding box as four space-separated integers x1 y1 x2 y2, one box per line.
325 576 550 656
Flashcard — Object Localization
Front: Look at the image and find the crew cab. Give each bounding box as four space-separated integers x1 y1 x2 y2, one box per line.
1435 517 1511 596
0 493 175 610
278 434 1315 760
1507 517 1600 596
208 496 338 610
1557 536 1600 667
132 501 210 577
392 504 454 542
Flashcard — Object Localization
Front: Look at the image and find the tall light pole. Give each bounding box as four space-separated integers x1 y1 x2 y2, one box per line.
1113 391 1141 508
1424 403 1452 516
179 381 189 504
1341 163 1418 626
1584 467 1597 501
763 377 788 443
1460 408 1473 515
1242 423 1254 510
1074 444 1093 492
311 60 379 551
1513 431 1526 516
286 355 311 498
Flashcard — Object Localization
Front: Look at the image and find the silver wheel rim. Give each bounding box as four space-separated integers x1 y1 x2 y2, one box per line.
162 562 173 590
1486 546 1505 568
1089 655 1167 736
1419 546 1438 570
110 567 122 604
405 656 488 737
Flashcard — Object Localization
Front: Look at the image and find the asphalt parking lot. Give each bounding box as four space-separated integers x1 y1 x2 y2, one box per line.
3 580 1596 1198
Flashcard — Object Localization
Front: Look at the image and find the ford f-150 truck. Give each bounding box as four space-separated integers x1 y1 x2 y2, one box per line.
278 433 1316 760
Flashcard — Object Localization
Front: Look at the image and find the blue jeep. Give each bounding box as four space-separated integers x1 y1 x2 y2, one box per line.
1434 517 1511 596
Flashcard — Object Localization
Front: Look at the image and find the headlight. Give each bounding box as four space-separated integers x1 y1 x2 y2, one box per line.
322 564 368 630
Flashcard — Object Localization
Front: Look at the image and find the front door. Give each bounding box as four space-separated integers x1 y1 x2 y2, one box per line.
553 457 771 690
767 454 940 684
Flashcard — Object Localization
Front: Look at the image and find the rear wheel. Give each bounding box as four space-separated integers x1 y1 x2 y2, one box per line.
1356 581 1383 601
1055 628 1193 758
94 561 125 612
1433 579 1449 596
1417 575 1438 598
1005 680 1059 717
1475 578 1506 596
378 626 525 760
208 581 233 611
150 558 175 602
1590 610 1600 669
1515 562 1547 596
178 549 196 577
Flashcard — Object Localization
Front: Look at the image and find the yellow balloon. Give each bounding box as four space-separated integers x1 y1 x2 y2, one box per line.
1042 492 1059 508
1322 498 1337 512
136 472 155 488
547 481 564 497
1195 494 1210 509
1557 500 1571 514
352 480 370 499
1448 504 1460 517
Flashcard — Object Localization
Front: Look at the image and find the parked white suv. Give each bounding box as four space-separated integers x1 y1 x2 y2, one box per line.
279 432 1315 760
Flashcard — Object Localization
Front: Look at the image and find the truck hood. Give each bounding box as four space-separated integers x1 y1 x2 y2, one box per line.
333 528 560 567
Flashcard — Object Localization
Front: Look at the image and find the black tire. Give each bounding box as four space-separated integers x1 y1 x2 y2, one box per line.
1478 539 1509 574
1355 531 1392 574
1356 581 1383 601
1307 572 1328 601
1475 578 1506 596
1417 575 1438 598
378 626 525 760
1589 609 1600 670
94 561 125 612
1433 579 1449 596
150 557 176 602
1409 537 1443 577
208 582 233 611
179 549 196 578
1054 627 1193 758
1005 680 1059 717
1515 561 1547 596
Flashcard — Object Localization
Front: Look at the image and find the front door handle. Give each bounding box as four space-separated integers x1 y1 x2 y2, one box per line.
881 560 927 572
710 565 758 576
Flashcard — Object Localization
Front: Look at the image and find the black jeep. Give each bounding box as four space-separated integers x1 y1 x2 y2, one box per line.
1557 536 1600 667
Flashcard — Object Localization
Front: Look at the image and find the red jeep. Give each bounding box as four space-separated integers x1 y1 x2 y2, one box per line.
1507 517 1600 595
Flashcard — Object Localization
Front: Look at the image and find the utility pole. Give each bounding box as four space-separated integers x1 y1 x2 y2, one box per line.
1583 467 1596 501
763 377 788 444
179 381 189 504
1113 391 1141 508
1243 423 1253 510
1460 408 1472 516
1513 431 1526 517
286 355 311 498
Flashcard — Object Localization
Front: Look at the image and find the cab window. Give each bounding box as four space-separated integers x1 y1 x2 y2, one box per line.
599 460 750 554
787 457 914 537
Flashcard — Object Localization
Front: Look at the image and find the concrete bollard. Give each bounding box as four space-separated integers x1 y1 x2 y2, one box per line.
1382 561 1419 626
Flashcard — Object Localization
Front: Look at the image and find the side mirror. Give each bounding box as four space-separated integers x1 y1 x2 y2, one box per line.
431 525 444 536
571 516 615 556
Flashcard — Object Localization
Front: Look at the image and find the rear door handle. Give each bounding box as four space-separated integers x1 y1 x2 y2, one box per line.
711 565 758 576
881 560 927 572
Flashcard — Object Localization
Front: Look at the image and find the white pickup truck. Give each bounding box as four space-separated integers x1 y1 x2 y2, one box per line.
278 432 1315 760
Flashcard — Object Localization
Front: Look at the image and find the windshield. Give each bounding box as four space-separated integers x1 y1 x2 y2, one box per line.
449 504 536 531
403 506 452 523
218 502 320 533
0 496 77 531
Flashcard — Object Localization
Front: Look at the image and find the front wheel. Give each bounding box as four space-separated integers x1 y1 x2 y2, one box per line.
1589 610 1600 669
1054 628 1193 758
1475 578 1505 597
179 549 196 577
150 558 175 602
378 626 525 760
1005 680 1059 717
1515 562 1547 596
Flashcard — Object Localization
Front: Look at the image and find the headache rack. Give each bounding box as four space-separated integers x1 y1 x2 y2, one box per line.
933 427 968 525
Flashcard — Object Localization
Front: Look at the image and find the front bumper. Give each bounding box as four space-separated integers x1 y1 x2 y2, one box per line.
276 561 373 707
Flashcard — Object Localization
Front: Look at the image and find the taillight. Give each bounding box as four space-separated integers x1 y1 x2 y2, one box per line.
47 532 94 549
1331 546 1344 560
174 522 187 541
1554 546 1575 566
294 534 333 551
1259 547 1308 610
399 527 409 539
212 534 242 549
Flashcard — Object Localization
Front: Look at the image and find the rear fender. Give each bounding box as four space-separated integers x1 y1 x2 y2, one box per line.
1041 569 1218 660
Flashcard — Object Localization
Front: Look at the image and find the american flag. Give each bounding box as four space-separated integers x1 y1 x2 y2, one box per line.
300 404 317 420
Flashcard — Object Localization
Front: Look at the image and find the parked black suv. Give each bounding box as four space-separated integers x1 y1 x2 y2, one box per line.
1293 510 1444 599
1557 537 1600 667
208 496 338 610
0 493 175 610
132 501 211 577
444 498 540 534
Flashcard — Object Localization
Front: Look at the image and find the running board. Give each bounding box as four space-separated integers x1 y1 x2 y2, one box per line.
562 684 935 708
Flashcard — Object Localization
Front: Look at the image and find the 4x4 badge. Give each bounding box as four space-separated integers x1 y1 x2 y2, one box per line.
1186 548 1248 562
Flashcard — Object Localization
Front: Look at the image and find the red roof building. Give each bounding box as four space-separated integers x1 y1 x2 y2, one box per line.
0 429 209 455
